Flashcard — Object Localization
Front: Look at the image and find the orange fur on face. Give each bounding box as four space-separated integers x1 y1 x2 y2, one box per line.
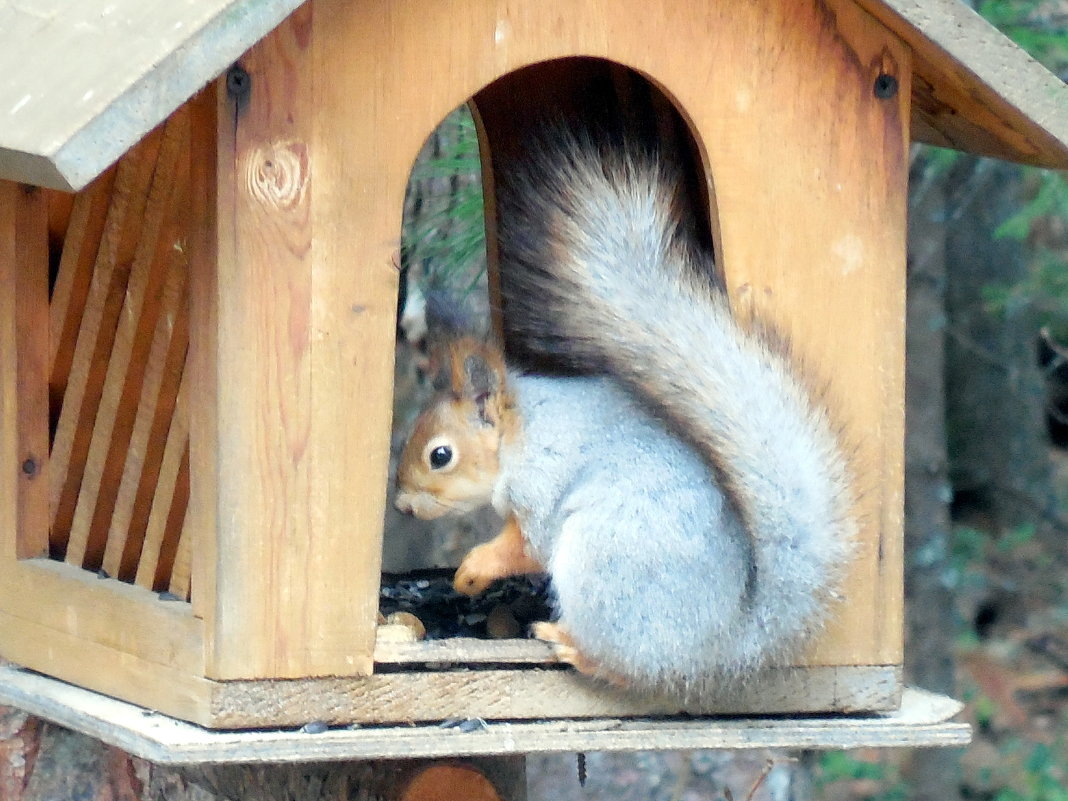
395 338 516 520
394 391 503 520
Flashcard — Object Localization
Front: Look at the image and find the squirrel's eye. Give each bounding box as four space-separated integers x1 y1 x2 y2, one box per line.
429 445 453 470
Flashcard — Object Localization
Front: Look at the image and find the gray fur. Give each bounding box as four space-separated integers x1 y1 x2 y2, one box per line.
494 133 857 695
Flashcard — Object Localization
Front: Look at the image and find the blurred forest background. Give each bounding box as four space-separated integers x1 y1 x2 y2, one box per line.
2 1 1066 799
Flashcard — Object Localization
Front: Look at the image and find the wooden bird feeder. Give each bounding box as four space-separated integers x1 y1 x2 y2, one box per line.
0 0 1065 754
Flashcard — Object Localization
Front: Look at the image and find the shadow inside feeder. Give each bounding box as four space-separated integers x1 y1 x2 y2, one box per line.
380 569 553 641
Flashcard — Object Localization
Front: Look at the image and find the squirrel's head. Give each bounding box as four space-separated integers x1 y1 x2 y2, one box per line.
394 339 512 520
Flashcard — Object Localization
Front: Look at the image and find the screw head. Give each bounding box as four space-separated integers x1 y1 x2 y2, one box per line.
21 457 37 477
226 64 251 100
874 73 899 100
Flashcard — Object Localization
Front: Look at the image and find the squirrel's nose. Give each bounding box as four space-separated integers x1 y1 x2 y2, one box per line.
394 493 414 516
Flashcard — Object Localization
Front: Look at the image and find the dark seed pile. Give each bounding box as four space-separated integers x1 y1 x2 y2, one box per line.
379 568 553 640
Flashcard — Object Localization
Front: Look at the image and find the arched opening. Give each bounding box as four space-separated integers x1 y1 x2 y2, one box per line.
381 57 719 645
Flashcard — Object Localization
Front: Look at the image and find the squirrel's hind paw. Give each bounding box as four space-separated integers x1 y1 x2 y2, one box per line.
531 622 629 688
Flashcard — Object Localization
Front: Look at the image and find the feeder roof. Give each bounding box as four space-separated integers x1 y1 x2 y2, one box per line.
0 0 1066 192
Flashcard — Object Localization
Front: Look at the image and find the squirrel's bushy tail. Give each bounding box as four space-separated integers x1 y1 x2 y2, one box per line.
496 130 856 673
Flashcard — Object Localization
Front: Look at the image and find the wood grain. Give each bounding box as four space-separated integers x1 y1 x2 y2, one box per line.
0 665 969 761
50 126 164 557
692 0 909 669
0 0 938 725
101 252 189 582
186 84 218 623
168 511 193 601
205 665 901 728
45 188 75 251
204 0 908 682
49 168 117 423
207 7 319 677
135 373 190 591
0 181 50 563
375 636 557 665
0 558 204 675
0 182 21 565
2 0 1066 191
65 108 191 571
0 612 210 726
149 444 189 593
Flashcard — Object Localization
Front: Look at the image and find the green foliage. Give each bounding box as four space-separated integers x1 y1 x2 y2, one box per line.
973 690 999 729
975 180 1068 341
956 2 1068 336
990 741 1068 801
922 144 965 173
978 1 1068 69
994 522 1036 553
981 245 1068 336
952 525 988 567
401 106 486 293
814 753 909 801
950 523 1037 578
949 525 995 597
994 173 1068 242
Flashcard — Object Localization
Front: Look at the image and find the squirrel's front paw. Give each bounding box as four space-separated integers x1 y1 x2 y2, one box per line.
453 544 502 596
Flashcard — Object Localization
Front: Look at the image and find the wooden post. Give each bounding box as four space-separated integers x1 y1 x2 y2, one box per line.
197 3 400 680
177 757 527 801
0 182 50 564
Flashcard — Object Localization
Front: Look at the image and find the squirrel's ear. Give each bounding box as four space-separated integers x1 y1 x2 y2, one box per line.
428 350 452 393
426 339 467 393
463 353 501 427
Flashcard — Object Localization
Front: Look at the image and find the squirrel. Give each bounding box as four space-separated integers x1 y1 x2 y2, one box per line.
393 128 857 699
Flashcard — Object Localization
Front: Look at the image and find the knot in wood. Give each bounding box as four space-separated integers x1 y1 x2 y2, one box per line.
246 141 308 210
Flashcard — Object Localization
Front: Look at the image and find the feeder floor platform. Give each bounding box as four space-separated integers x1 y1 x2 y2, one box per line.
0 666 969 763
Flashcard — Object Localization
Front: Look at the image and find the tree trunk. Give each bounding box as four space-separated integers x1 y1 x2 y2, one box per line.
900 149 961 801
943 156 1054 535
0 713 526 801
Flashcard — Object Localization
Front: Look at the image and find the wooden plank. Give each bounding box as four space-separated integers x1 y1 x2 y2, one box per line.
0 671 972 763
854 0 1068 168
168 512 193 601
0 557 206 719
204 5 387 680
50 126 165 557
206 13 316 676
281 0 412 678
135 373 190 590
200 665 901 729
0 620 211 728
0 0 306 191
13 188 51 560
101 261 189 581
66 108 191 571
147 444 190 592
185 83 218 624
0 182 21 565
0 183 51 561
375 636 557 666
0 558 204 676
177 0 914 687
687 0 909 669
49 167 117 417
